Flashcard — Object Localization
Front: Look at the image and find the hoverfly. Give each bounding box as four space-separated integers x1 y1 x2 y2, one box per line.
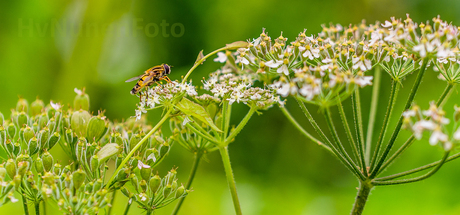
125 64 172 95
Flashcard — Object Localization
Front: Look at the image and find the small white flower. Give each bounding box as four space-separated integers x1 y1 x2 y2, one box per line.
147 153 157 163
74 88 83 95
277 64 289 76
265 60 283 68
429 129 448 145
453 128 460 140
352 57 372 71
50 101 61 111
214 52 228 63
182 116 192 126
137 160 151 169
236 55 250 65
302 47 320 60
8 195 18 203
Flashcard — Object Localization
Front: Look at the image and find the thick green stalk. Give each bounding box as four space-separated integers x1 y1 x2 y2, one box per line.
35 202 40 215
42 201 46 215
279 106 332 153
373 151 450 186
219 146 242 215
350 180 373 215
22 193 29 215
365 67 381 164
171 152 203 215
106 109 172 189
369 81 399 171
370 59 429 178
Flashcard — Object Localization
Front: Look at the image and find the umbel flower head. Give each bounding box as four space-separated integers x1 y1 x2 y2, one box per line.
403 101 460 151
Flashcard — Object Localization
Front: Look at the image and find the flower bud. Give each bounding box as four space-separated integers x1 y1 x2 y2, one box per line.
15 112 29 128
166 169 176 185
34 157 44 173
139 180 148 192
74 88 90 111
140 165 151 181
90 155 99 171
96 143 119 164
163 184 172 198
5 159 16 179
17 161 29 177
85 182 94 193
16 98 29 113
31 98 45 116
93 179 103 191
13 142 21 156
71 110 91 137
159 143 170 157
72 169 86 190
22 126 35 144
53 163 61 175
7 123 16 139
65 129 75 145
86 116 108 142
148 174 161 194
13 175 21 190
38 128 50 150
0 166 6 181
175 185 186 198
38 114 49 130
42 152 54 172
130 174 139 192
47 132 60 150
129 133 142 152
28 137 39 156
4 140 13 155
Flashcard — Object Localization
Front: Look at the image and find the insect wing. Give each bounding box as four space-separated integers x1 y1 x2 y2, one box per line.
125 74 144 82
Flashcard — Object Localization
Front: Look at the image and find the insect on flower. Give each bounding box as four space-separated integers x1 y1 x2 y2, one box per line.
125 64 172 95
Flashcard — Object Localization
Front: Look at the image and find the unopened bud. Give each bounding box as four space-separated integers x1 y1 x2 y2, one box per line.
34 157 44 173
17 161 29 177
86 116 108 142
22 126 35 144
140 166 151 181
42 152 54 172
175 185 186 198
47 132 60 150
72 169 86 190
16 98 29 113
129 133 142 152
149 175 161 193
28 137 39 156
140 180 148 192
15 112 29 128
159 143 170 157
71 110 91 137
90 155 99 171
0 166 6 180
31 99 45 116
74 88 90 111
5 159 16 179
163 184 172 198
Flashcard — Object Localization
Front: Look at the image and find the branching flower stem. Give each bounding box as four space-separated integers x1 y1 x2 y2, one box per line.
351 180 373 215
377 84 455 174
219 145 242 215
370 59 429 178
352 89 367 177
365 67 381 164
337 96 362 170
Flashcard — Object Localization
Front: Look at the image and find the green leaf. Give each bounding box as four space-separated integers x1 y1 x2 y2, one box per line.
97 143 119 164
176 98 222 132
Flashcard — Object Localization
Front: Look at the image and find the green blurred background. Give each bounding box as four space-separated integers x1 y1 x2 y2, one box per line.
2 0 460 214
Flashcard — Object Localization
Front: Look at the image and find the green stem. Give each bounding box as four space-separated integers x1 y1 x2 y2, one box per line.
106 109 172 189
123 199 132 215
171 152 203 215
42 201 46 215
376 151 460 181
182 45 242 84
219 146 242 215
376 83 453 175
325 108 362 177
369 81 399 171
373 151 450 186
108 191 116 215
365 67 381 165
352 89 366 176
35 202 40 215
350 180 373 215
224 107 256 145
336 96 361 168
279 106 332 153
22 193 29 215
370 58 429 178
296 97 365 181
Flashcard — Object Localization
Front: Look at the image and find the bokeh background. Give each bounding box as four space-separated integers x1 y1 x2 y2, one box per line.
2 0 460 214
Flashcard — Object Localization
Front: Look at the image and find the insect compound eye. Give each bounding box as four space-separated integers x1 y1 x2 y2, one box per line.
164 64 171 74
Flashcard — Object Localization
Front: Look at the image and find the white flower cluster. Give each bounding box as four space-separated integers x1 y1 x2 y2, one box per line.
135 81 197 120
222 15 460 106
403 102 460 150
203 65 283 108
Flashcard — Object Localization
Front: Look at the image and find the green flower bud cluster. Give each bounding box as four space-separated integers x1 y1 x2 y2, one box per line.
124 168 189 212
